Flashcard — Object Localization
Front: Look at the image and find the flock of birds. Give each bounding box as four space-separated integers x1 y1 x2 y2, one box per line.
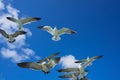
0 17 103 80
0 17 76 42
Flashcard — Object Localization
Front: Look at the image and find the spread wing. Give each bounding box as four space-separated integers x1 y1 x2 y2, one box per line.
6 17 18 22
17 62 43 70
21 17 41 24
0 29 9 38
12 31 27 37
37 52 60 63
58 27 76 35
58 68 80 72
38 26 53 35
46 57 61 68
59 73 79 78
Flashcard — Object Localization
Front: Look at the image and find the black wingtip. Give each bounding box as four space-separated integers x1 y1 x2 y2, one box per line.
58 69 62 72
34 17 41 20
6 17 12 19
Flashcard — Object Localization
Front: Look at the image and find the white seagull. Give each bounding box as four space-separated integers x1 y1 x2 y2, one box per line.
6 17 41 30
38 26 76 41
0 29 27 43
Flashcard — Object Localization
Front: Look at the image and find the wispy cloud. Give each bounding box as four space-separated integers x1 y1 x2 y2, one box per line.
0 0 39 63
59 55 81 68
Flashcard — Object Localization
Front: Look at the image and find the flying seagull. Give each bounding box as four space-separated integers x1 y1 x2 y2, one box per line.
6 17 41 30
37 52 60 63
75 55 103 67
0 29 27 43
17 53 61 74
38 26 76 41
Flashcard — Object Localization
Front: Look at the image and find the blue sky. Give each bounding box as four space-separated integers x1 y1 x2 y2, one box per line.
0 0 120 80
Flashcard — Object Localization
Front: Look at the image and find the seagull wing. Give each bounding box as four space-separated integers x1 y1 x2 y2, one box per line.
92 55 103 60
46 57 61 68
12 31 27 37
58 27 76 35
59 73 79 78
6 17 18 22
0 29 9 38
17 62 43 70
75 59 87 63
37 52 60 63
58 68 79 72
21 17 41 24
38 26 53 35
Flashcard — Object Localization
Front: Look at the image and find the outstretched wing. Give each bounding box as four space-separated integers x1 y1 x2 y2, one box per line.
58 27 76 35
17 62 43 70
0 29 9 38
58 68 80 72
92 55 103 60
12 31 27 37
59 73 79 78
38 26 53 35
46 57 61 68
6 17 18 22
22 17 41 24
37 52 60 63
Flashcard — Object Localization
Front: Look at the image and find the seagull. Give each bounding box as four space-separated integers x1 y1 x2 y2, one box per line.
38 26 76 41
17 53 61 74
75 55 103 67
6 17 41 30
0 29 27 43
37 52 60 63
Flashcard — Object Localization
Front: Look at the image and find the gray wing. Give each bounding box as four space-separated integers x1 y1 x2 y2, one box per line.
17 62 43 70
58 68 80 72
46 57 61 68
21 17 41 24
37 52 60 63
12 31 27 37
38 26 53 35
6 17 18 22
91 55 103 60
58 27 76 35
59 73 79 78
0 29 9 38
75 55 103 63
75 60 87 63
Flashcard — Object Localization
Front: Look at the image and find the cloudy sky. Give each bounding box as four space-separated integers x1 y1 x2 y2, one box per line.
0 0 120 80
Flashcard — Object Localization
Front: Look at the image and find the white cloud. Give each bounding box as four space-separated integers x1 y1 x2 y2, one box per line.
0 0 5 10
59 55 81 68
0 1 36 63
22 48 35 56
1 48 28 62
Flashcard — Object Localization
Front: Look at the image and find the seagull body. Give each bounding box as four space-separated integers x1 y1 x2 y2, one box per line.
38 26 76 41
0 29 26 43
6 17 41 30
